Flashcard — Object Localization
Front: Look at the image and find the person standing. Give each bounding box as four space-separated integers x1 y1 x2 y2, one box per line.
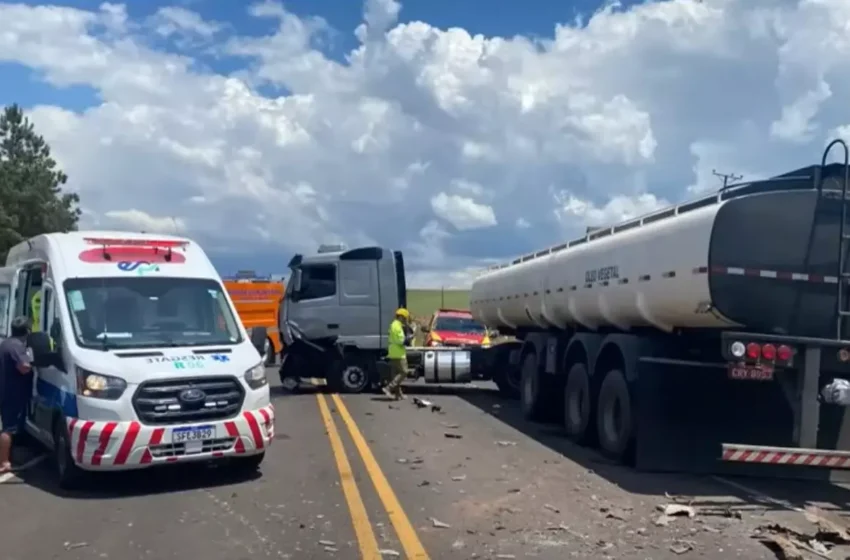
384 308 411 400
0 316 34 473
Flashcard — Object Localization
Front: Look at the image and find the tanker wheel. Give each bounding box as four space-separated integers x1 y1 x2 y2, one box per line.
563 362 594 445
596 369 634 463
520 352 552 421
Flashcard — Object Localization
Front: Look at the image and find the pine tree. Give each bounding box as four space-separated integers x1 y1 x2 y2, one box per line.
0 104 81 262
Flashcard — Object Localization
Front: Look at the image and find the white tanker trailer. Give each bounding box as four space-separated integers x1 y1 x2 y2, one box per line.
469 140 850 477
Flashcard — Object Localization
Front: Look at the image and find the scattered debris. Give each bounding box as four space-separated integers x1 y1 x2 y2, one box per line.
804 506 850 544
396 458 409 464
495 555 516 559
451 475 467 481
444 433 463 439
669 541 694 555
418 480 430 487
543 504 561 514
64 542 89 551
658 504 696 518
318 540 336 547
431 517 451 529
441 422 460 429
496 440 517 447
754 522 838 560
600 506 631 521
379 549 401 557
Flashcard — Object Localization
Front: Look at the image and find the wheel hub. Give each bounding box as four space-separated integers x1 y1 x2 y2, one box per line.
281 377 299 390
342 366 367 391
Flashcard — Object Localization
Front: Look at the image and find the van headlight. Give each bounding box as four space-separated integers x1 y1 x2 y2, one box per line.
76 368 127 400
244 363 267 389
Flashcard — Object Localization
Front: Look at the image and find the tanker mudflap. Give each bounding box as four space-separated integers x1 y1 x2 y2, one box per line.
634 357 799 476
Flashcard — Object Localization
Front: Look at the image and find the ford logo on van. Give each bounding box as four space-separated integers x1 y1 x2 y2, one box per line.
179 388 206 404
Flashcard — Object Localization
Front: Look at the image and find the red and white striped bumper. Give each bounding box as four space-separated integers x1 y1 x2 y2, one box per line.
722 443 850 469
65 404 275 471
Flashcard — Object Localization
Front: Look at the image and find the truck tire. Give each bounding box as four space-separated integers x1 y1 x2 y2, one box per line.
520 352 549 421
327 356 373 394
563 362 594 444
279 353 302 393
264 337 276 367
595 369 634 462
492 345 521 399
53 417 86 490
250 327 268 357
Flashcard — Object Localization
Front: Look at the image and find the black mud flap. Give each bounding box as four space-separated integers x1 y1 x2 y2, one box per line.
634 357 850 481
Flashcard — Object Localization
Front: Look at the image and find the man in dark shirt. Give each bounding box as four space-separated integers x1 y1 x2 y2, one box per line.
0 316 33 473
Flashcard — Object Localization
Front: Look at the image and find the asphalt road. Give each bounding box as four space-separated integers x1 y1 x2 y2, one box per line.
3 369 850 559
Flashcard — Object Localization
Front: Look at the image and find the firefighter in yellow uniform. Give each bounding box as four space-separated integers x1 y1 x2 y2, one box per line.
384 308 411 400
30 290 41 333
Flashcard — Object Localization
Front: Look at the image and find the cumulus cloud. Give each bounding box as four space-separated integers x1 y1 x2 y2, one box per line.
2 0 850 286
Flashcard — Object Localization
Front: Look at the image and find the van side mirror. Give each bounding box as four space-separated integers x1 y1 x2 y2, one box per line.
27 331 64 370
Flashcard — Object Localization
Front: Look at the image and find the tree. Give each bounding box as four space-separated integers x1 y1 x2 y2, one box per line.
0 104 81 262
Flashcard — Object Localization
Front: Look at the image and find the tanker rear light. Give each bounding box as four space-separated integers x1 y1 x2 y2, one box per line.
730 340 794 365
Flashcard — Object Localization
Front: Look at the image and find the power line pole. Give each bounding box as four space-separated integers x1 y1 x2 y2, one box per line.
712 169 743 188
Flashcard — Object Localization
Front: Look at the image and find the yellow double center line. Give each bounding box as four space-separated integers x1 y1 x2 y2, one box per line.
316 393 430 560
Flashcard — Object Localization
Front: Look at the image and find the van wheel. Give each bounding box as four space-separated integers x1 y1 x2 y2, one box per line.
53 419 85 490
563 363 594 445
596 369 635 463
231 452 265 474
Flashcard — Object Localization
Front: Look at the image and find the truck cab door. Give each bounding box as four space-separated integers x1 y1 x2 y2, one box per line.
286 263 340 340
338 259 380 349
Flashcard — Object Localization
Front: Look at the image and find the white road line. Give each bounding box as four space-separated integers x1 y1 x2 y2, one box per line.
710 475 804 513
0 453 48 484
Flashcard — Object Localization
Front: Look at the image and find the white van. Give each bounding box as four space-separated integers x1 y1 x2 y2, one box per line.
0 231 274 488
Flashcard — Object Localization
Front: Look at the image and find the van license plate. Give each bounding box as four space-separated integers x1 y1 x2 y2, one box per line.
728 364 774 381
171 425 215 444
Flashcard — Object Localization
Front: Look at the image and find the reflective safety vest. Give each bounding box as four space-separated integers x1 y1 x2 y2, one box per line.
387 319 406 359
30 290 42 332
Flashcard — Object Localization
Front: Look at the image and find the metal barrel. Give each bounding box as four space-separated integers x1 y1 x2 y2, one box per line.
422 348 472 383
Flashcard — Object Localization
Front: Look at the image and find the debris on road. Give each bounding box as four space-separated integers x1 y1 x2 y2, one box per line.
451 474 467 481
64 542 89 551
412 397 442 413
318 540 336 547
655 503 696 526
444 432 463 439
495 440 517 447
753 515 847 560
379 549 401 557
803 506 850 544
431 517 451 529
669 540 695 555
543 503 561 514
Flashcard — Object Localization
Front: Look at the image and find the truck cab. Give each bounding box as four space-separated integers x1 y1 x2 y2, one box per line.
279 245 407 393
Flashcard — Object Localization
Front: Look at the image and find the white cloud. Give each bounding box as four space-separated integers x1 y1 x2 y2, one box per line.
2 0 850 288
430 192 497 230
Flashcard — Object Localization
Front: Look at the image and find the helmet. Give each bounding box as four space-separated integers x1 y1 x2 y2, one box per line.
395 307 410 319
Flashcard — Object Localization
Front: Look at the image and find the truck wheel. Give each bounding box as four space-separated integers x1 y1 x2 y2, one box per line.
53 418 85 490
563 363 594 444
327 358 372 394
494 365 521 399
264 338 276 367
520 352 549 421
595 369 634 462
279 354 302 393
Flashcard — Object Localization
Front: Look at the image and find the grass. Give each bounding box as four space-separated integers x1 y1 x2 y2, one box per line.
406 289 470 323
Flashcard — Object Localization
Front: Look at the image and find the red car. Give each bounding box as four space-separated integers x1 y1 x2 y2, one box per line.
423 309 490 347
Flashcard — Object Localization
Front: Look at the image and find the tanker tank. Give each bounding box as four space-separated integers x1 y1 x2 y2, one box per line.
470 163 848 339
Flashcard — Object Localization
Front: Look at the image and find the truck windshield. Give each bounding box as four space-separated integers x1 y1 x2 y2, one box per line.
63 277 243 350
434 316 486 334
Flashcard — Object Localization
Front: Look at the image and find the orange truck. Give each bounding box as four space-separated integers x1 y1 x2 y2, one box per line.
223 274 285 366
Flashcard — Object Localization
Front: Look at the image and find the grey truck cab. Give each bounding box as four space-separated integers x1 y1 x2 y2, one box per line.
278 244 408 393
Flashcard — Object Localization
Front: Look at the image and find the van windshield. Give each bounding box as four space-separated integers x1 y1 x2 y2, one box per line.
63 277 243 350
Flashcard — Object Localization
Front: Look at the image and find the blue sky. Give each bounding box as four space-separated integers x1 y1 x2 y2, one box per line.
2 0 849 285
